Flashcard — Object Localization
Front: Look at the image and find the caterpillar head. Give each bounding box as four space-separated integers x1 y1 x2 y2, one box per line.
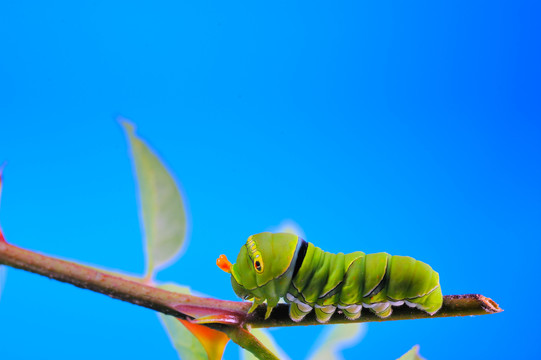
217 232 301 318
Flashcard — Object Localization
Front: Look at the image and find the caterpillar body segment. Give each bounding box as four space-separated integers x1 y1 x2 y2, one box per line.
223 232 443 323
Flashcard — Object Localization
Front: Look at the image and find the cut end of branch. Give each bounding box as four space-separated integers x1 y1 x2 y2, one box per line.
444 294 502 314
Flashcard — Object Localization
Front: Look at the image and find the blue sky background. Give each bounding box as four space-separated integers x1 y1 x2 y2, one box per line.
0 0 539 359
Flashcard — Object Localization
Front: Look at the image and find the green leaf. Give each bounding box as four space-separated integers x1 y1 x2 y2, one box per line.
157 284 208 360
397 345 425 360
122 121 187 277
240 328 290 360
307 323 367 360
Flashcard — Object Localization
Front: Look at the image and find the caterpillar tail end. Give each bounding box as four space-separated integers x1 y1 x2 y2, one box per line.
421 286 444 315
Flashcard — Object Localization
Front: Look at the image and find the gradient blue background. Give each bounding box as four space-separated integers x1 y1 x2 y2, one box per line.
0 1 539 359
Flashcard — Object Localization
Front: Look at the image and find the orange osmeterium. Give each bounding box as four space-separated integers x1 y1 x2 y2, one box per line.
216 254 232 274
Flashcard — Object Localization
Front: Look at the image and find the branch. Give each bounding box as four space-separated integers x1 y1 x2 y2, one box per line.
245 293 501 328
0 241 249 319
0 241 502 331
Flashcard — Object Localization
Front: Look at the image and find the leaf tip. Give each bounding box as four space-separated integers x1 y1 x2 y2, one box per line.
118 117 136 135
398 345 425 360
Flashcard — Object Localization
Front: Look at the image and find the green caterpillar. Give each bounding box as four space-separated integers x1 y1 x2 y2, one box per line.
218 232 443 323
